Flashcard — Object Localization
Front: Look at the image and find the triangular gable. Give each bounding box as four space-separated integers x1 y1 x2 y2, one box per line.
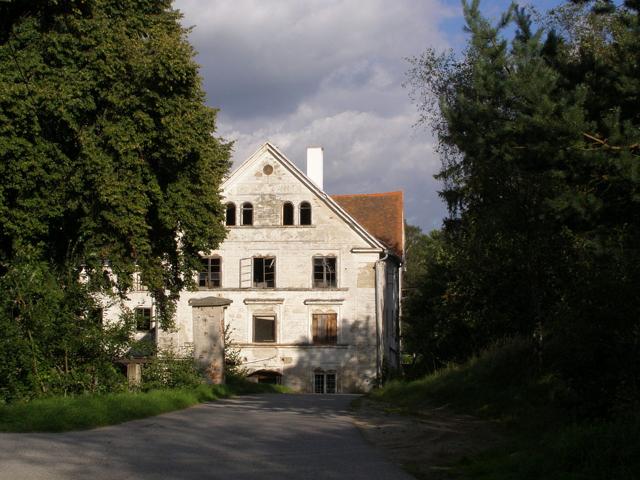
222 142 386 252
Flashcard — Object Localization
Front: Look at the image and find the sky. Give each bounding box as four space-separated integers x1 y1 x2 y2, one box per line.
173 0 565 231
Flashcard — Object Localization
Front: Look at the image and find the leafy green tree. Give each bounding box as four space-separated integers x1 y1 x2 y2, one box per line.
0 0 230 400
402 226 466 376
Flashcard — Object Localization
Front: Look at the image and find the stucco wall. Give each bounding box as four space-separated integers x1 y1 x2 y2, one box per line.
104 146 396 393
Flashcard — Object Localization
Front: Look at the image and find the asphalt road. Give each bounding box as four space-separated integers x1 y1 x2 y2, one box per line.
0 394 414 480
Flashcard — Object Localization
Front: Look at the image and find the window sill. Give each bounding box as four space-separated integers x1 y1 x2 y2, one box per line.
227 225 316 229
213 287 349 292
235 343 349 348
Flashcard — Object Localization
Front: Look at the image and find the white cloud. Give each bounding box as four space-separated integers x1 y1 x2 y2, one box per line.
173 0 454 230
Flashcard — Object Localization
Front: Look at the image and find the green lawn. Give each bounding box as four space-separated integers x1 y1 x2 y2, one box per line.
0 381 288 433
372 339 640 480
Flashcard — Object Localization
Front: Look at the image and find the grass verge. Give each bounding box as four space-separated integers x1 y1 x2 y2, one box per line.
0 380 288 433
371 338 640 480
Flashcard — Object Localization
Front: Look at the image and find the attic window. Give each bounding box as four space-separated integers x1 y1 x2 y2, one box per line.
241 202 253 225
263 164 273 175
283 202 294 225
225 203 236 226
300 201 312 225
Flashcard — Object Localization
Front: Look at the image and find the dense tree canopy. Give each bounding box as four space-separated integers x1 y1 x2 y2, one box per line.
404 0 640 413
0 0 230 401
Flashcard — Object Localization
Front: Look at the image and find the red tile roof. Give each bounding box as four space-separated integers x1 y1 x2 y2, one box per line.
332 191 404 258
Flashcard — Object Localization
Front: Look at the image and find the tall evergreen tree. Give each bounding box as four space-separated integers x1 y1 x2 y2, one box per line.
406 0 640 411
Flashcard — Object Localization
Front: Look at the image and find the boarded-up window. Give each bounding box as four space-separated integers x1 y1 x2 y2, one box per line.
313 256 336 288
199 257 221 288
226 203 236 226
135 307 152 331
283 202 294 225
300 201 311 225
253 257 275 288
254 316 276 343
312 313 337 344
241 202 253 225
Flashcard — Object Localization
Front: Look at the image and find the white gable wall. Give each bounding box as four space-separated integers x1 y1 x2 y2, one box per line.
106 144 399 393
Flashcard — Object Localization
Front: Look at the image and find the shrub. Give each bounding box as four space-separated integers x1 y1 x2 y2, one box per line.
141 345 204 391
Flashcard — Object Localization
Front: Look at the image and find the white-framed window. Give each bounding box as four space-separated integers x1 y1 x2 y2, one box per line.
132 272 147 291
300 201 312 225
199 256 221 288
314 371 337 394
241 202 253 225
253 257 275 288
135 307 152 331
253 315 276 343
313 256 336 288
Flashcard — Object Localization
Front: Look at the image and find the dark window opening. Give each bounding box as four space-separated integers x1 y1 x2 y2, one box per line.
241 202 253 225
199 257 221 288
312 313 337 345
90 307 103 325
283 202 294 225
226 203 236 226
314 372 336 394
135 307 152 331
253 257 275 288
313 256 336 288
326 373 336 393
253 316 276 343
248 370 282 384
300 201 311 225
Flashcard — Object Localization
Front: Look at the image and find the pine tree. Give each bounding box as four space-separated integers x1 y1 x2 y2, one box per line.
406 0 640 411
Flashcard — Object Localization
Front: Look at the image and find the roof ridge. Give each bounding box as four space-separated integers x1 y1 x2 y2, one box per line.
331 191 403 198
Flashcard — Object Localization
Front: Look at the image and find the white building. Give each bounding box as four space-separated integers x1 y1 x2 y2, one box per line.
109 142 403 393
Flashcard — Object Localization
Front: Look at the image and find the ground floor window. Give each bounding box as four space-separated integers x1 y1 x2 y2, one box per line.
314 371 336 394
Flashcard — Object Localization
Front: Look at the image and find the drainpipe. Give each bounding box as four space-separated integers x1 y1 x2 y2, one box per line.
374 250 389 386
396 260 403 371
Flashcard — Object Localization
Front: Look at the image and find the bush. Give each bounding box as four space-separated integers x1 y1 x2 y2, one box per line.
376 336 574 421
141 345 204 391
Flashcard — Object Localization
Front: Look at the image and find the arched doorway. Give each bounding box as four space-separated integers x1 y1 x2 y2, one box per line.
248 369 282 385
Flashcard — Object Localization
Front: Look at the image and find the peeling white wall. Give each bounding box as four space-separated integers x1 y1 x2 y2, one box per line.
105 146 399 393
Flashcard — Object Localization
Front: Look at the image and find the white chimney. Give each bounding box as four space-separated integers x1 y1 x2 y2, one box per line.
306 146 324 190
